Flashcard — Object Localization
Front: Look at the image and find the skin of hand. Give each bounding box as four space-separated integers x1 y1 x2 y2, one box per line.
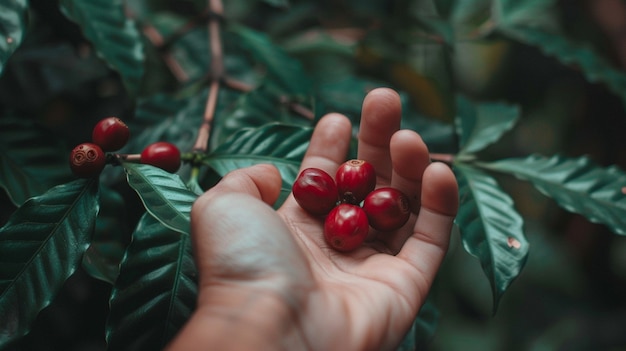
166 88 459 351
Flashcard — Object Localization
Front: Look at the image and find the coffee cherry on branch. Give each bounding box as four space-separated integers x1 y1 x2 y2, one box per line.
362 187 411 232
92 117 130 152
69 143 106 178
140 142 181 173
292 168 338 216
335 159 376 204
324 203 369 252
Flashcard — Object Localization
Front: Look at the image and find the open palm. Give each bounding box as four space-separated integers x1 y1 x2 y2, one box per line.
168 88 459 351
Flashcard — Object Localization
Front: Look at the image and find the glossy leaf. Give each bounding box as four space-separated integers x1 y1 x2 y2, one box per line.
0 179 99 347
125 90 207 153
455 96 520 155
483 154 626 235
203 123 311 204
227 24 312 96
0 0 28 75
454 164 528 312
82 186 129 284
106 213 197 351
447 0 491 28
59 0 145 95
123 163 198 235
211 83 312 150
0 118 73 206
493 0 559 30
501 26 626 108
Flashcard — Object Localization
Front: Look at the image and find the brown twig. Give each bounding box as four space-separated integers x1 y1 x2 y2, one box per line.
222 77 254 92
131 7 191 83
192 0 224 152
193 80 220 151
430 153 455 166
142 23 190 82
223 77 315 121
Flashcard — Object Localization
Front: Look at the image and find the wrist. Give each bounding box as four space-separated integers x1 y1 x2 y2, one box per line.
167 284 308 351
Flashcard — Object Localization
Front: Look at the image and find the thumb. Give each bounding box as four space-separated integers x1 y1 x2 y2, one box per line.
195 164 282 208
190 163 309 294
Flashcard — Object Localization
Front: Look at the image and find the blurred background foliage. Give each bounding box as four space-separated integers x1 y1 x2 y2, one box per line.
2 0 626 350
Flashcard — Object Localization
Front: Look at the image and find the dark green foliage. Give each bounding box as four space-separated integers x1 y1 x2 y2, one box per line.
1 0 626 350
0 179 99 348
106 213 197 351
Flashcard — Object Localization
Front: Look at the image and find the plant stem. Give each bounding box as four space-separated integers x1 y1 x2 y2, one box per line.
130 7 190 83
193 79 220 152
192 0 224 153
430 153 455 166
223 77 315 121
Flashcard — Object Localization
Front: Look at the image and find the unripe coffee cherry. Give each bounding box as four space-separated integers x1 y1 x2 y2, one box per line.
335 159 376 204
69 143 106 178
362 187 410 232
324 203 369 252
92 117 130 152
140 142 181 173
292 168 338 216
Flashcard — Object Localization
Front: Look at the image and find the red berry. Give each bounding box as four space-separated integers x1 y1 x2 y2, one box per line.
362 187 411 232
324 203 369 252
92 117 130 151
140 142 181 173
292 168 338 216
69 143 106 178
335 159 376 204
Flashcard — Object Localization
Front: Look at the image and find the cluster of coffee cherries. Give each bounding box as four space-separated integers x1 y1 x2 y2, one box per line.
292 159 411 252
69 117 182 178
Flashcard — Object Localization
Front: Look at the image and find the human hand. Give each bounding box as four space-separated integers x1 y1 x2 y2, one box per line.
166 88 459 351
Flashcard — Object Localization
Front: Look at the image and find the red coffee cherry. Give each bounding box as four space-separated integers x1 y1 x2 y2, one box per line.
335 159 376 204
362 187 411 232
92 117 130 152
292 168 338 216
69 142 106 178
140 142 181 173
324 203 369 252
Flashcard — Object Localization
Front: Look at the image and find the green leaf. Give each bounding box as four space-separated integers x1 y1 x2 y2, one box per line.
82 186 129 284
0 118 73 206
0 0 28 75
125 89 207 153
0 179 99 347
227 24 312 96
315 77 383 120
106 213 197 350
493 0 559 29
59 0 145 96
455 96 520 155
482 154 626 235
500 26 626 108
261 0 289 8
203 123 311 205
123 163 198 235
447 0 491 28
454 164 528 312
211 83 312 150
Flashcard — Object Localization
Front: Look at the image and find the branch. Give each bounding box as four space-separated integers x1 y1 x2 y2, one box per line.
430 153 455 166
192 0 224 153
128 5 191 83
193 80 220 151
143 24 190 82
223 77 315 121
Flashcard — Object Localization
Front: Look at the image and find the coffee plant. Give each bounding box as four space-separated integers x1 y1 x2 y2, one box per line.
1 0 626 350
